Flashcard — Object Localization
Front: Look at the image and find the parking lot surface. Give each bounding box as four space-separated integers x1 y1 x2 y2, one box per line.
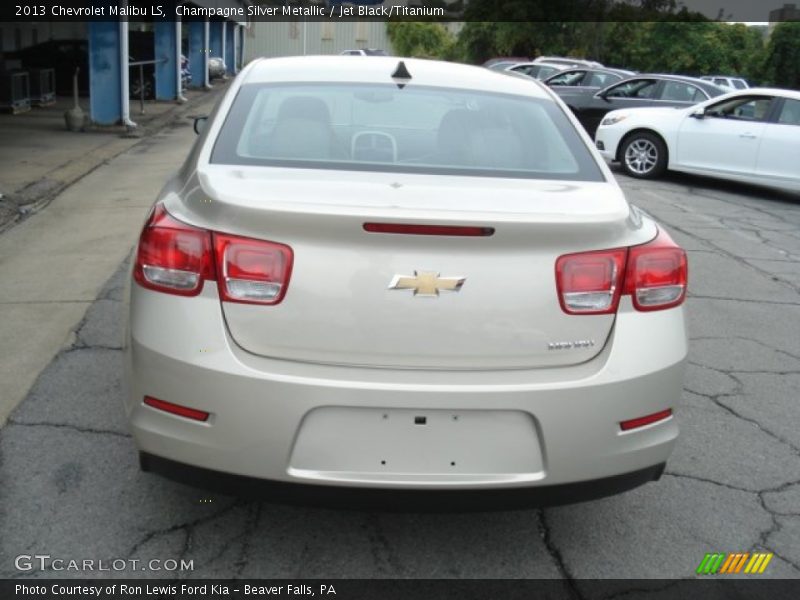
1 125 799 586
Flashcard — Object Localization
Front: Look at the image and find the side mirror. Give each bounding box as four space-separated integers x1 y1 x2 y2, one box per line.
596 90 610 101
193 116 208 135
690 107 706 119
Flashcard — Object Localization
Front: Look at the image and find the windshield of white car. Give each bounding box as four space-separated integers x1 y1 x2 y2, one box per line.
211 83 604 181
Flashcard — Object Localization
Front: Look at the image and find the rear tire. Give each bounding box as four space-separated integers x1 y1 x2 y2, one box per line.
619 132 667 179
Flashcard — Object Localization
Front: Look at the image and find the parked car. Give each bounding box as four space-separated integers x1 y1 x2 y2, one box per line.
595 88 800 191
700 75 750 91
534 56 604 69
125 56 688 508
505 61 570 81
543 67 636 89
487 61 525 72
483 57 530 70
558 74 726 137
341 49 389 56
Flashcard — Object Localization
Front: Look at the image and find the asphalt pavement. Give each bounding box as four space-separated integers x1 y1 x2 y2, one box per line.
0 126 799 587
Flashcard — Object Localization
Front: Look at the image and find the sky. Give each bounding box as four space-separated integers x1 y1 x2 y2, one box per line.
676 0 793 21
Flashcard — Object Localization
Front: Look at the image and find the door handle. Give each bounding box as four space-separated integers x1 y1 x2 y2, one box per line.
739 133 757 139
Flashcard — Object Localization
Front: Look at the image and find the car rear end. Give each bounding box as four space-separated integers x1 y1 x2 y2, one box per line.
124 57 688 508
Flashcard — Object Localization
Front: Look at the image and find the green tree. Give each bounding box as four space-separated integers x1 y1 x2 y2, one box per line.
761 22 800 89
386 22 456 59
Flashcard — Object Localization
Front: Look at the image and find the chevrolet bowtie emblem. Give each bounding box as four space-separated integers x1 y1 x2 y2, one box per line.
388 271 466 297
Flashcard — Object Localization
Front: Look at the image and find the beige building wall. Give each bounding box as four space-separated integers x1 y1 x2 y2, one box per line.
244 20 395 61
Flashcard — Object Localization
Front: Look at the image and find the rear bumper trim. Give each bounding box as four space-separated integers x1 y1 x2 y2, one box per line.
140 452 666 511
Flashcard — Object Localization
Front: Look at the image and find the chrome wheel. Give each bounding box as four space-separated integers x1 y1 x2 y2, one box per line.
624 138 659 175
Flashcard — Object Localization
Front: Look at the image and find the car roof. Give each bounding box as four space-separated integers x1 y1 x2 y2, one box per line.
548 67 633 77
506 61 568 69
741 87 800 100
614 73 726 94
535 56 603 67
244 56 554 99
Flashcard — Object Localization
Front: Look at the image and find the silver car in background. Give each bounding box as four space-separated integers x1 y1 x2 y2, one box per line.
124 56 688 508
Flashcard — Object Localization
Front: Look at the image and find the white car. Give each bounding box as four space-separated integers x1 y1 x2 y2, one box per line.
595 88 800 192
700 75 749 91
125 56 688 508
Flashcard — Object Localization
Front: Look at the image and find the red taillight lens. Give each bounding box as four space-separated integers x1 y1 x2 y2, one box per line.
624 230 687 311
555 228 687 315
133 205 214 296
555 249 627 315
213 234 293 305
620 408 673 431
143 396 209 422
134 205 294 304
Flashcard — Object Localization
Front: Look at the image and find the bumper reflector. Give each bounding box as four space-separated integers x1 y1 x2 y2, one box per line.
143 396 209 422
620 409 672 431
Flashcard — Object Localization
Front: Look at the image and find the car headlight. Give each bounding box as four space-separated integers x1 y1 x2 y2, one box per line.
601 114 628 126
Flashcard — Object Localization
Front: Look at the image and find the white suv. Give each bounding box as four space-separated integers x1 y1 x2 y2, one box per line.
700 76 749 91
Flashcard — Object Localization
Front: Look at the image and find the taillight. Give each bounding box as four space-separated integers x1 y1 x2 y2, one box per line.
623 229 687 311
134 205 293 304
555 249 627 315
364 223 495 237
213 234 293 305
556 228 687 315
133 205 214 296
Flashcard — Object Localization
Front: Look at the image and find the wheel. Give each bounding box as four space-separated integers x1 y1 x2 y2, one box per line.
620 132 667 179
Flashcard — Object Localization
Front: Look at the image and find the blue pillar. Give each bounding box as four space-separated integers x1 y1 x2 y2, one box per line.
225 22 236 74
154 20 178 101
210 20 224 60
188 20 208 89
238 26 245 70
88 21 122 125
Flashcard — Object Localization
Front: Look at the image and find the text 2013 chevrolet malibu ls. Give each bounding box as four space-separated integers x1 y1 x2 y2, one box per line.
124 56 688 509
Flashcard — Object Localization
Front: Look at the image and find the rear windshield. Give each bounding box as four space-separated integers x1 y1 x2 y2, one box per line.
211 83 604 181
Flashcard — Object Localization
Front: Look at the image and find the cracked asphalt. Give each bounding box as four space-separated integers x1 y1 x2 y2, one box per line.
1 162 799 588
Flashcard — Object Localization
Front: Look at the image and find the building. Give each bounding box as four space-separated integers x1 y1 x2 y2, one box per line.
768 3 800 35
0 2 248 126
245 20 394 60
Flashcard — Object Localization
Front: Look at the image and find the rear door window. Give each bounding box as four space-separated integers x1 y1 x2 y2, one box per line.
586 72 621 87
548 70 586 86
660 81 706 103
604 78 659 99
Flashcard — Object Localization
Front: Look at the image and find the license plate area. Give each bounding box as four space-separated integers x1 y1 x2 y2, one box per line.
288 407 545 486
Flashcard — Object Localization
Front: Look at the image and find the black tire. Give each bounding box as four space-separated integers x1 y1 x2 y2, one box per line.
619 132 668 179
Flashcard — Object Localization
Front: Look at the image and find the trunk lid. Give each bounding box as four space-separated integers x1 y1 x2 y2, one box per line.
172 166 655 370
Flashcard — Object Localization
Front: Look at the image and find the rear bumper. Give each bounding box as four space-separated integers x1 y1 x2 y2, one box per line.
141 452 667 510
125 283 687 497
